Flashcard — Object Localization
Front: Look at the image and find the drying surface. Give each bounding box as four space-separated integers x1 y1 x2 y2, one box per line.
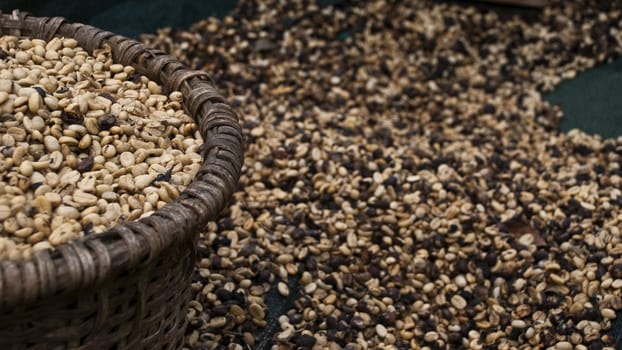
142 0 622 348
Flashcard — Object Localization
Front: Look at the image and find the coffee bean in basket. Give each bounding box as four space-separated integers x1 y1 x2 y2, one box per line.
0 35 203 260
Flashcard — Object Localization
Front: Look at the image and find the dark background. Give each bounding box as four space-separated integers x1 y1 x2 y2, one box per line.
2 0 621 140
1 0 236 38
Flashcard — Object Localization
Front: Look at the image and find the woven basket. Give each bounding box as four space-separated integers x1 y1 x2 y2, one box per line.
0 10 244 350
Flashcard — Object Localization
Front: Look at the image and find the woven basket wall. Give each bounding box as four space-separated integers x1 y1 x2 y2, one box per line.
0 10 244 350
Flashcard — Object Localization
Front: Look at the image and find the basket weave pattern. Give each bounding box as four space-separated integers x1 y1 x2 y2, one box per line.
0 10 244 350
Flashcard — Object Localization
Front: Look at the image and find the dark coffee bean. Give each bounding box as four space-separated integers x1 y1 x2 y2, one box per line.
215 288 233 301
83 222 94 236
292 334 316 347
533 249 548 261
611 264 622 279
76 156 94 173
98 115 117 130
98 93 116 103
61 111 84 125
33 86 46 98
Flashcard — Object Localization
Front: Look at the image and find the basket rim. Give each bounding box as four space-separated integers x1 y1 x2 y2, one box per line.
0 10 244 308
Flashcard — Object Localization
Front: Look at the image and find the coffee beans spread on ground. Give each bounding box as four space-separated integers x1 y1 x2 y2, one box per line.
0 35 202 260
141 0 622 348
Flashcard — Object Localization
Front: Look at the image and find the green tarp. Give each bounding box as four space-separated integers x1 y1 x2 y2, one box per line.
545 58 622 140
